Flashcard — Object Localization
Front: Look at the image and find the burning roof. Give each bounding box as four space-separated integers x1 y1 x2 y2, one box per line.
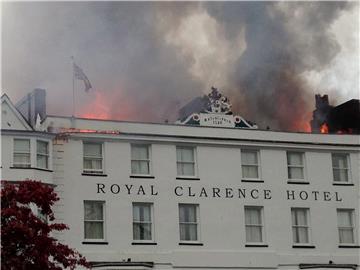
311 95 360 134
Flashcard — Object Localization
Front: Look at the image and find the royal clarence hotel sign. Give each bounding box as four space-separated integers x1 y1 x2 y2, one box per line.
96 183 343 202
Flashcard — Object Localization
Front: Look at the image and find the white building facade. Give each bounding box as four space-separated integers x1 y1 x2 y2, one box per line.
1 93 360 269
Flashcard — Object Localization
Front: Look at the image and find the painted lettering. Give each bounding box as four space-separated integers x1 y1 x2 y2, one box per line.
213 188 221 198
225 188 234 198
312 191 319 201
97 183 105 194
250 189 259 199
188 187 196 197
110 184 120 194
137 185 146 195
199 187 208 197
125 184 133 195
323 191 331 201
335 192 342 202
299 191 308 200
264 190 272 199
151 185 158 196
238 188 246 198
287 190 295 200
175 186 183 196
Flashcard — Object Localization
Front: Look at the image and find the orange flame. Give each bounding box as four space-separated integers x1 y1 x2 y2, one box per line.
320 123 329 134
79 91 111 120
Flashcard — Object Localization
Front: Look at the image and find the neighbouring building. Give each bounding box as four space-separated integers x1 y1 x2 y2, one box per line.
1 89 359 270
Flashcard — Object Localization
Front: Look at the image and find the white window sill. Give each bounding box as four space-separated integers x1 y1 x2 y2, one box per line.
179 241 203 246
245 243 268 247
241 178 264 183
333 182 354 186
82 172 107 177
176 176 200 180
287 180 310 185
292 244 315 248
132 241 157 245
82 240 108 245
130 175 155 179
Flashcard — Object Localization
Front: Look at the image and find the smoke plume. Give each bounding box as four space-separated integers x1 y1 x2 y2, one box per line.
2 2 358 131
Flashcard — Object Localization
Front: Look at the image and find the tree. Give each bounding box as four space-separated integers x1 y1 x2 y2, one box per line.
1 180 90 270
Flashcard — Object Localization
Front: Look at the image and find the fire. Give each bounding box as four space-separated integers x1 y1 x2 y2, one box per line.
79 91 111 120
320 122 329 134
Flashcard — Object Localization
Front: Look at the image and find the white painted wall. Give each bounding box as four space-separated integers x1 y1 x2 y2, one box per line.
2 117 359 269
53 131 359 269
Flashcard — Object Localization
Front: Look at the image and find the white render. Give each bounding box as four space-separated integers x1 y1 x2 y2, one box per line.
1 95 360 270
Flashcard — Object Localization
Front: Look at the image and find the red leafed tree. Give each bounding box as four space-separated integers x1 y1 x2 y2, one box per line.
1 180 90 270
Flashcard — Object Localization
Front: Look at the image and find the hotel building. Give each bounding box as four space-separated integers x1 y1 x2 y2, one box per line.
1 89 359 269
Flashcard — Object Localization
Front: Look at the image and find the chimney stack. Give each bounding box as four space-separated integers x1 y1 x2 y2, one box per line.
15 88 46 128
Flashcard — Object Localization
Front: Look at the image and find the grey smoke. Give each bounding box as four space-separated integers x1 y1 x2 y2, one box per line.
2 2 358 130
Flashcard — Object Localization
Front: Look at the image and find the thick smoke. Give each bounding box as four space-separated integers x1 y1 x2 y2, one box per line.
2 2 358 131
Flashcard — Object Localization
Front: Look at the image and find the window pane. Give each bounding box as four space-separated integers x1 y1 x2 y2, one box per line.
332 154 348 168
179 205 196 222
37 155 48 168
131 160 149 174
292 209 307 226
245 208 261 225
242 165 258 178
84 202 103 220
133 204 151 222
288 167 304 179
131 145 149 160
246 226 262 242
242 151 258 164
337 210 352 226
177 147 194 162
37 141 48 155
180 224 197 241
84 159 102 170
14 153 30 166
293 227 309 243
177 163 195 176
14 139 30 152
84 143 102 157
133 223 152 240
333 169 348 182
339 228 354 243
84 222 103 239
287 152 303 166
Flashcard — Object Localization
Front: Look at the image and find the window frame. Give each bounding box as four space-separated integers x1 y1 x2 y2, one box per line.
83 141 104 174
244 206 265 245
176 146 197 178
332 153 351 183
130 144 152 176
132 202 154 243
36 139 49 169
241 149 261 180
83 200 106 242
13 138 31 168
178 203 200 243
286 151 307 182
291 208 312 245
337 208 356 245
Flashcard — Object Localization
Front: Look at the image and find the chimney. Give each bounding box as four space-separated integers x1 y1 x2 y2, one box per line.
15 88 46 128
310 94 333 133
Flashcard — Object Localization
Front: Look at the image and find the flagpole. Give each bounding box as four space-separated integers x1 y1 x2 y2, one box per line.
71 56 75 117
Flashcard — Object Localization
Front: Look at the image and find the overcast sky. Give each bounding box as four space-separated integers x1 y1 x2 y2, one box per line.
2 1 359 131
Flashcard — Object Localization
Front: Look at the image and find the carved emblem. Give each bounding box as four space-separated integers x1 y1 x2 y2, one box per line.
205 87 232 114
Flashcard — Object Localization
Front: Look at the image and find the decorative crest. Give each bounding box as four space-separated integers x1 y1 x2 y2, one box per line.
205 87 232 114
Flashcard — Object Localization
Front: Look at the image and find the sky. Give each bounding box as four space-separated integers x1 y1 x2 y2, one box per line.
2 1 359 131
